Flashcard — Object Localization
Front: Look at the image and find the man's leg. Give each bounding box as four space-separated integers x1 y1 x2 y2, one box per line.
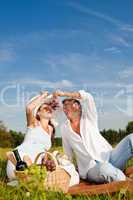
86 134 133 184
109 133 133 170
87 162 126 183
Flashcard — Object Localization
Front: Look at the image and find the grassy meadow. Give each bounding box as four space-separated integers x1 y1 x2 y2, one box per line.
0 147 133 200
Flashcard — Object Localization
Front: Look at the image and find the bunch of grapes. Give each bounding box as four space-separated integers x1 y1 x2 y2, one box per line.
16 165 47 197
23 164 47 183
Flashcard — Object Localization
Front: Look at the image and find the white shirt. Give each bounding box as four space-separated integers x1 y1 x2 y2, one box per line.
61 90 113 179
17 125 51 163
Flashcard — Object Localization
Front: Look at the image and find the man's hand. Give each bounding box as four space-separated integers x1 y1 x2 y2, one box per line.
53 90 65 98
53 90 81 99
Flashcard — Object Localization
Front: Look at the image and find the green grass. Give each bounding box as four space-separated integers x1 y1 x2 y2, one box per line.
126 158 133 168
0 181 132 200
0 147 11 160
0 147 133 200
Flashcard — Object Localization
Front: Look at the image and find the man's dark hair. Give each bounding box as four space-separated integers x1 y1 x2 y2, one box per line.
62 98 78 104
62 98 81 107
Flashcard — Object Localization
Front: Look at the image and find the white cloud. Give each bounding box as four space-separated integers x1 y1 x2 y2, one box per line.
81 81 128 89
121 25 133 32
111 35 131 47
1 93 132 132
0 48 15 62
104 47 121 54
0 105 26 132
0 78 132 132
67 2 122 27
41 53 99 75
0 41 16 62
6 79 75 89
118 68 133 79
66 1 133 41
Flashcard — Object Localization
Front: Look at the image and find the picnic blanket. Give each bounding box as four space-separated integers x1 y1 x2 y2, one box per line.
68 167 133 195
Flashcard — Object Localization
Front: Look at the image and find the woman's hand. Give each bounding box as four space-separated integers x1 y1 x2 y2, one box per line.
40 91 49 98
49 99 60 110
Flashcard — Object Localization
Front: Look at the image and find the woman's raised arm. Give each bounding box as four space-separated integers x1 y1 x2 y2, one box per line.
26 91 49 127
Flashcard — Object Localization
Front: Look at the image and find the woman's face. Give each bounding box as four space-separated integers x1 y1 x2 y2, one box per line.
38 104 53 120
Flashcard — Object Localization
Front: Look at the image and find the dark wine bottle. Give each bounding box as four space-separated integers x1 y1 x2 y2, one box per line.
13 149 27 171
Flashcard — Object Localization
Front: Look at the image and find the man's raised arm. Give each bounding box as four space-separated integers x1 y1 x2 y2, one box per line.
53 90 81 99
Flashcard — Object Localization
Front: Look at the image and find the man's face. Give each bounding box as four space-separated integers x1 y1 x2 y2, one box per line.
63 100 80 120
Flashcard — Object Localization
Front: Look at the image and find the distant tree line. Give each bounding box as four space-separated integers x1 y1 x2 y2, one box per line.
0 121 24 148
0 120 133 148
100 121 133 145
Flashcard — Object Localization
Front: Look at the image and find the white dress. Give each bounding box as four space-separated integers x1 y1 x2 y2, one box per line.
7 125 52 180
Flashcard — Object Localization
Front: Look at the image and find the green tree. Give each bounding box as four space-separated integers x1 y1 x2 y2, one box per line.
0 121 25 148
9 130 24 148
0 121 12 147
126 121 133 134
0 121 7 132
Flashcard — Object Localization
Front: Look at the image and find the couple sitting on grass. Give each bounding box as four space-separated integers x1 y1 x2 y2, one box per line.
7 90 133 184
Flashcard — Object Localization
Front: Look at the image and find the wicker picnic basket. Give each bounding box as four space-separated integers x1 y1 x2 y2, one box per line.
11 151 71 193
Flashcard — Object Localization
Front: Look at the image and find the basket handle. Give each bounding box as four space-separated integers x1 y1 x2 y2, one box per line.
34 151 59 169
34 152 45 164
44 152 59 169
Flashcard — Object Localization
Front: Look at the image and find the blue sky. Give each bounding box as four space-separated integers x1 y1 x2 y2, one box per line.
0 0 133 134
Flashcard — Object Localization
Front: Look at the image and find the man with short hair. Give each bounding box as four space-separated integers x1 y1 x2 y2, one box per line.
53 90 133 183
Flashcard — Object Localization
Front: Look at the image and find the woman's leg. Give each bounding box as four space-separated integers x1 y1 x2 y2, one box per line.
6 160 16 181
87 162 126 183
109 133 133 170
